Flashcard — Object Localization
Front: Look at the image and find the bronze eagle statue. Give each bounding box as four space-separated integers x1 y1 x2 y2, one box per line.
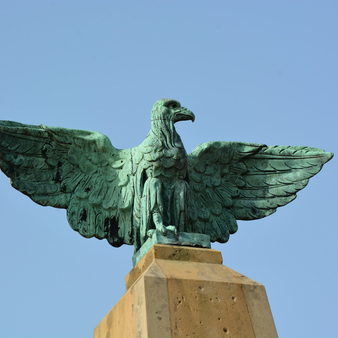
0 99 333 254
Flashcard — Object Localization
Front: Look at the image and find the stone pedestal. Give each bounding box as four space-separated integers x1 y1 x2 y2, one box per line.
94 245 278 338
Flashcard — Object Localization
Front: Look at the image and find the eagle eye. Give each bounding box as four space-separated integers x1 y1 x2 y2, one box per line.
164 101 180 109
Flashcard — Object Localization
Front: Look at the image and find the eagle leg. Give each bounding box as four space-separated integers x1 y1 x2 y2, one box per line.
172 179 189 233
140 177 178 247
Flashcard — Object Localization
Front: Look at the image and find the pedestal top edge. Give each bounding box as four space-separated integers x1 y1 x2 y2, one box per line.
125 244 223 289
152 244 221 261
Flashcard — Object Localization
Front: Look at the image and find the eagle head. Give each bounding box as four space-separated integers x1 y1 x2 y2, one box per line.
151 99 195 123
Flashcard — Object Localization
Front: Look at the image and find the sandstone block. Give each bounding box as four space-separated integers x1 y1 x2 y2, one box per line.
94 245 277 338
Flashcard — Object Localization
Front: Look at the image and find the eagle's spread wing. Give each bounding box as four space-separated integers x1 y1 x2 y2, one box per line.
187 141 333 243
0 121 134 246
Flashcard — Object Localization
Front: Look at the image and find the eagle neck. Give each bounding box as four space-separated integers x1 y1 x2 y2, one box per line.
150 119 181 149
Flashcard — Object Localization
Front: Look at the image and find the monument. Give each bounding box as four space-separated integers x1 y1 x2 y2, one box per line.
0 99 333 337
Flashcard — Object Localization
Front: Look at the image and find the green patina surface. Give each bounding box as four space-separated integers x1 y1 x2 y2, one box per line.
0 99 333 260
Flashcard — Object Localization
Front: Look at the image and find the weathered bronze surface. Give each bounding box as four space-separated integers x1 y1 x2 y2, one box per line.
0 99 333 259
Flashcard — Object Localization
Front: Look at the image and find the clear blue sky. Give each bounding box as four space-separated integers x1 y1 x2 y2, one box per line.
0 1 337 337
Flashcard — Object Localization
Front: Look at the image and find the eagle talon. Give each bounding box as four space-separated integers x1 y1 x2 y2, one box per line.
156 224 167 235
147 229 156 237
165 225 177 235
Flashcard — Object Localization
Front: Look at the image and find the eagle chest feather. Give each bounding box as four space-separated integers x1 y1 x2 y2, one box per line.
143 147 188 180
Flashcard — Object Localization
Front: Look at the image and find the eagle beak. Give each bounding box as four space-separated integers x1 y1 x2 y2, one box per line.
173 108 195 123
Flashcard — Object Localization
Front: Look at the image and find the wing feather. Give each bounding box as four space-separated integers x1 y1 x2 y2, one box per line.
0 120 135 246
188 141 333 243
